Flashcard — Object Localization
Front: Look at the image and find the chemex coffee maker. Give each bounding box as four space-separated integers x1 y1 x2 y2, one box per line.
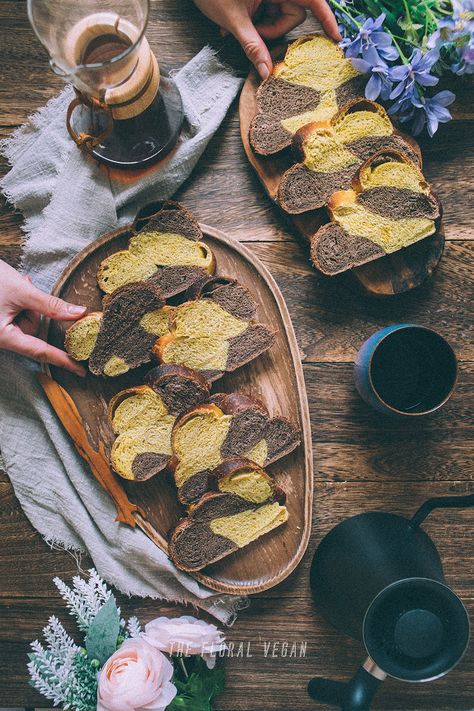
28 0 183 168
309 493 473 711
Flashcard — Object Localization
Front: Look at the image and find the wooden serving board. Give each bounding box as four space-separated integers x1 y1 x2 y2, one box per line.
239 68 445 297
42 222 313 595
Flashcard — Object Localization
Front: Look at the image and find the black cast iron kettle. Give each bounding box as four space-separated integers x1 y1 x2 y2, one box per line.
308 493 473 711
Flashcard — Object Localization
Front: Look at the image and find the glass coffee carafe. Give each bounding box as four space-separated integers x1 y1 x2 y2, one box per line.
27 0 184 168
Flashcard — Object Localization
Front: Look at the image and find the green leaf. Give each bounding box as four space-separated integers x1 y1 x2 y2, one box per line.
84 596 120 666
167 657 225 711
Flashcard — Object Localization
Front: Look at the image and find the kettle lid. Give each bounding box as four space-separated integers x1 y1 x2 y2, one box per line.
363 578 470 682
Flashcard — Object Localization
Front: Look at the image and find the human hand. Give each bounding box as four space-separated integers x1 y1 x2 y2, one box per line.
194 0 340 78
0 260 87 376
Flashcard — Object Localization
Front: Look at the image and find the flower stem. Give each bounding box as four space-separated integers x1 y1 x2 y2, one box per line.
388 31 410 63
390 33 419 47
179 656 189 679
328 0 362 28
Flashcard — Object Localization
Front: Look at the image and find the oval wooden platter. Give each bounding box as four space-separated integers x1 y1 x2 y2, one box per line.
42 221 313 595
239 67 445 297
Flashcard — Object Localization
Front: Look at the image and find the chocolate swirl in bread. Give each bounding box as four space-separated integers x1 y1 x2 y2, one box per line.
169 458 288 572
278 99 422 214
250 35 366 155
310 149 441 275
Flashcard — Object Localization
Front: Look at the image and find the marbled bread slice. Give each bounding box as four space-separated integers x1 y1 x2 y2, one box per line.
65 282 169 376
249 34 366 155
169 458 288 572
310 150 441 275
278 99 422 214
169 393 300 504
108 365 210 481
97 201 215 297
154 276 276 381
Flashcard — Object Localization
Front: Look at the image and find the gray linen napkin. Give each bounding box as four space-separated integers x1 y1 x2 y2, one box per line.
0 46 244 623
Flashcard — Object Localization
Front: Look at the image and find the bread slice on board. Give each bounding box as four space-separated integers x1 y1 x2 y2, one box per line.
310 149 441 275
278 99 422 214
249 34 366 155
108 365 210 481
169 458 288 572
65 282 167 376
96 201 215 298
154 276 276 382
169 392 300 504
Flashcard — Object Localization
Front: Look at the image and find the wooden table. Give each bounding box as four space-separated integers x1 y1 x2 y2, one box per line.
0 2 473 709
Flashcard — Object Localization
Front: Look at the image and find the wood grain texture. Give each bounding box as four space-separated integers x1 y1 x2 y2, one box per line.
0 0 472 708
42 223 313 595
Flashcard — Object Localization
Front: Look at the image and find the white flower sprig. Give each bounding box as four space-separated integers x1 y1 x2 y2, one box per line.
54 568 125 632
28 616 79 706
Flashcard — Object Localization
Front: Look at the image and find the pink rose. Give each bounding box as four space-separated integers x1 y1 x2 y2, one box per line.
97 638 177 711
143 615 226 669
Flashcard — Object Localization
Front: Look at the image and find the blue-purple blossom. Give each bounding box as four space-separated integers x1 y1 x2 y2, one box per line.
387 83 419 119
410 90 456 136
351 49 393 100
453 34 474 73
427 0 474 74
389 49 440 101
427 15 459 51
340 14 399 64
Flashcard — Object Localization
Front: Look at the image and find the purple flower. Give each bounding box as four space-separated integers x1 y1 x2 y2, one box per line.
389 49 440 100
452 34 474 73
387 83 419 119
427 0 474 74
410 90 456 136
351 50 393 100
340 13 399 64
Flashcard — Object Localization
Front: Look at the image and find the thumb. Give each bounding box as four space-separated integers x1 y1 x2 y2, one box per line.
233 18 273 79
21 283 86 321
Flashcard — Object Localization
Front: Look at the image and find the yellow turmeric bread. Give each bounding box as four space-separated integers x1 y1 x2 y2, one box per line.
64 283 170 377
278 99 422 214
169 458 288 572
310 149 441 276
97 202 215 297
169 392 300 504
154 276 276 381
249 35 366 155
108 365 210 481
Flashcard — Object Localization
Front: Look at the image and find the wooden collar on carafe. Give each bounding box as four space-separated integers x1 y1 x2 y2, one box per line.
66 12 160 120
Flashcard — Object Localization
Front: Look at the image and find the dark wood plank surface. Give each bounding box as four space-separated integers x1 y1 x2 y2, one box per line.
0 1 472 709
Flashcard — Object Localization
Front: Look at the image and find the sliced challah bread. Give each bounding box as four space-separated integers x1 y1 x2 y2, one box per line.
108 365 210 481
169 458 288 572
278 99 421 214
65 282 168 376
169 393 300 504
154 277 275 381
250 35 366 155
97 202 215 297
310 150 441 275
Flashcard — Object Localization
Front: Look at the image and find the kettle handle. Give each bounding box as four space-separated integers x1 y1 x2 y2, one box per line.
308 659 386 711
410 492 474 529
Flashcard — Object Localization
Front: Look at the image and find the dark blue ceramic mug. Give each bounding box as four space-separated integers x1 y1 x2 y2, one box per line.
354 324 458 417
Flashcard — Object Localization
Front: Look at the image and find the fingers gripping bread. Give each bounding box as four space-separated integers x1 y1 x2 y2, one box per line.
65 282 168 376
169 458 288 572
278 99 422 214
310 150 441 275
96 202 215 297
169 393 300 504
154 277 276 381
108 365 210 481
249 35 366 155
